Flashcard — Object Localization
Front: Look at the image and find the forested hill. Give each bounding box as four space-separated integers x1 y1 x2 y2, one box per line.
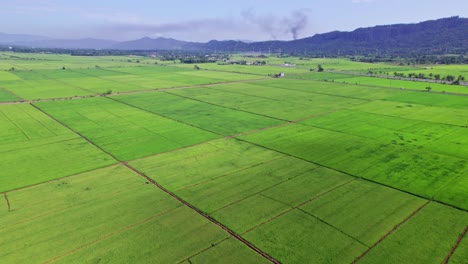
1 17 467 56
186 16 467 56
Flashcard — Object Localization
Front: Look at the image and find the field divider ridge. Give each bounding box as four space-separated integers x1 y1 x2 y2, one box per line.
0 78 271 105
242 178 357 235
177 237 230 264
3 193 11 211
29 102 280 264
162 90 290 122
442 224 468 264
123 162 280 264
0 85 23 101
286 72 468 97
352 200 431 263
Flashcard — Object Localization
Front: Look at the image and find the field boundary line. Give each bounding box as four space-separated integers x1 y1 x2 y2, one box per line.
178 237 230 264
0 163 119 194
297 208 368 247
126 108 342 164
43 206 180 264
242 178 357 235
352 200 431 263
208 166 322 215
442 224 468 264
252 80 373 102
30 103 121 161
123 162 280 264
287 73 468 97
175 156 285 192
3 193 10 211
0 110 30 140
0 85 23 100
163 90 290 122
0 78 270 105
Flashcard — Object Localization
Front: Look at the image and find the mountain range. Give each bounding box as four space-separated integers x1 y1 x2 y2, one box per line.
1 16 466 55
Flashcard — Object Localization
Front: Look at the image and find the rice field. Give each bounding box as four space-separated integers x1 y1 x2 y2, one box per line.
1 53 467 263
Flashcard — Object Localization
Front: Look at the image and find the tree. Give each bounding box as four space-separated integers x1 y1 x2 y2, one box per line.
317 64 324 72
425 86 432 92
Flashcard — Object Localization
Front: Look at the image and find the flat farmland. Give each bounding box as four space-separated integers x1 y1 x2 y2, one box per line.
0 104 115 192
1 54 467 264
35 97 219 161
113 91 283 135
1 165 266 263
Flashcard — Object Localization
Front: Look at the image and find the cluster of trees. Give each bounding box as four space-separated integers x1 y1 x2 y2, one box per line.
391 72 465 83
352 55 468 65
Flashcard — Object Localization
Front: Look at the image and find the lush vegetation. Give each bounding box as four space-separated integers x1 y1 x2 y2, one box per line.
1 52 467 263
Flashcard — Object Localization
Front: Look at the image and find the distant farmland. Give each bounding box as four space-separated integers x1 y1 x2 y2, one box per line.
0 53 467 263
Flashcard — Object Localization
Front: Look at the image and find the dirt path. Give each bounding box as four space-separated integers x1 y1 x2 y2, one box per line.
442 224 468 264
4 193 11 211
352 200 431 263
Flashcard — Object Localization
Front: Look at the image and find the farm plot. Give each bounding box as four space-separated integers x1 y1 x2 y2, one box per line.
302 109 468 160
174 63 310 75
350 100 468 127
0 79 92 100
0 165 264 263
359 203 468 264
212 166 353 233
238 123 467 209
300 179 427 246
0 88 20 102
335 76 468 94
129 138 374 262
0 104 115 192
447 228 468 264
169 85 329 121
65 67 184 93
252 78 400 100
35 97 219 161
383 91 468 109
435 171 468 211
244 209 367 263
114 91 282 135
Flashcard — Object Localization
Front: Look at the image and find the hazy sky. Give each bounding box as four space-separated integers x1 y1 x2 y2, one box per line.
1 0 467 42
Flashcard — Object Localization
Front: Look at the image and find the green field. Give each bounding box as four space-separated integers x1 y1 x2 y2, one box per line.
1 53 467 263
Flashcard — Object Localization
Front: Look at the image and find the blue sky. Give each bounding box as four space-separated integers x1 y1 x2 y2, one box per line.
1 0 467 41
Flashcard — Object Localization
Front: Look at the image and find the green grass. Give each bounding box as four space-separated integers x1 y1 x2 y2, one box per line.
244 209 368 263
35 97 219 161
360 202 468 264
114 91 283 135
0 104 115 192
301 180 427 246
